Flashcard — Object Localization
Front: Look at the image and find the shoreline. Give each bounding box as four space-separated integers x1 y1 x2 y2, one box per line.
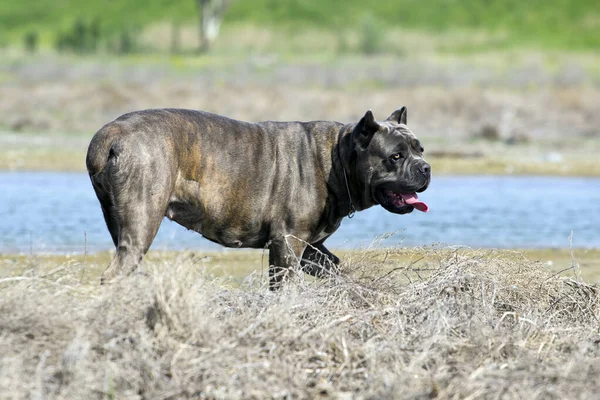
2 131 599 177
2 136 600 178
2 156 599 177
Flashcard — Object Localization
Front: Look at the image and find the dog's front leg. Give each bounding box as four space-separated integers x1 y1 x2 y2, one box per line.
268 237 306 290
301 242 340 278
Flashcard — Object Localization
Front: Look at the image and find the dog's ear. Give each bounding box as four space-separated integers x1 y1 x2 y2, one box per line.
353 110 380 148
386 106 407 125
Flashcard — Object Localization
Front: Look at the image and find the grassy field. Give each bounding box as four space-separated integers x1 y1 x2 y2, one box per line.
2 0 599 50
1 51 599 176
1 247 599 398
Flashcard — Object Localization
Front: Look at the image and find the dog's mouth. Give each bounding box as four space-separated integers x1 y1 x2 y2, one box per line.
376 189 429 214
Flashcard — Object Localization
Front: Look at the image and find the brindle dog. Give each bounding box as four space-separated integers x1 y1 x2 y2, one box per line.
86 107 430 289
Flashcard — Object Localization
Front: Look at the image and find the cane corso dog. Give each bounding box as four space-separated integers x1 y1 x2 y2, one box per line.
86 107 430 288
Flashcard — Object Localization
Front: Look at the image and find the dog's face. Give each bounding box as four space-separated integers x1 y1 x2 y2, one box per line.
351 107 431 214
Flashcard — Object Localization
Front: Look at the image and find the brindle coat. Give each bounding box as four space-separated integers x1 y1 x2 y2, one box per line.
86 107 430 288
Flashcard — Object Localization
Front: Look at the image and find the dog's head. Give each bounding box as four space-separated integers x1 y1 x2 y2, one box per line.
350 107 430 214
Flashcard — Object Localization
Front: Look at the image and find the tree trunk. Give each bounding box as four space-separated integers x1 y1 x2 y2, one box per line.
197 0 229 52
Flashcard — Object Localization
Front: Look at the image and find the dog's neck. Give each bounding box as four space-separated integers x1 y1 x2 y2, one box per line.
334 125 369 217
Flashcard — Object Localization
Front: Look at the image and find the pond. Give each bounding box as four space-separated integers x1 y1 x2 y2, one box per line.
1 172 598 253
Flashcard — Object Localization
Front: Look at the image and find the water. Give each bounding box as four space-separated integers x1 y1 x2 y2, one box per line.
1 172 598 253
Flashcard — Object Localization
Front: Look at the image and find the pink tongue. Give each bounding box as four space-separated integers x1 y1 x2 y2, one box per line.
400 193 429 212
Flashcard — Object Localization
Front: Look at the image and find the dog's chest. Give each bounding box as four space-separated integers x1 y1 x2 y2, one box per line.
310 218 342 243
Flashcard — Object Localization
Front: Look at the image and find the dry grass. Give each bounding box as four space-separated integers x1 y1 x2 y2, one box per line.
2 54 599 139
2 53 600 175
1 247 599 399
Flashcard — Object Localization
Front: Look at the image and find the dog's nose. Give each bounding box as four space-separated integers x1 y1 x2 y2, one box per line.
418 163 431 177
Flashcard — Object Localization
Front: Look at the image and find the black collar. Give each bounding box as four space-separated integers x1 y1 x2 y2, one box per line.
337 130 356 219
342 167 356 218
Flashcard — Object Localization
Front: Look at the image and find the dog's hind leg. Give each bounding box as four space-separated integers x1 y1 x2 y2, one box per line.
91 181 119 247
100 154 174 284
268 236 307 290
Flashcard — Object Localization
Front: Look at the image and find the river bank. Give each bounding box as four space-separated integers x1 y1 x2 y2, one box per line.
2 247 600 284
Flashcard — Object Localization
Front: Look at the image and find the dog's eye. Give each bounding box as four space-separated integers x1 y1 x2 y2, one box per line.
389 153 402 162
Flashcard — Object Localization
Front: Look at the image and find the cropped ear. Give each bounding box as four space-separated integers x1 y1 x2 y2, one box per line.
386 106 407 125
353 110 380 148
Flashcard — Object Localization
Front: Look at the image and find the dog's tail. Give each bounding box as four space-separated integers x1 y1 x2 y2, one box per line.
86 123 124 248
86 123 122 176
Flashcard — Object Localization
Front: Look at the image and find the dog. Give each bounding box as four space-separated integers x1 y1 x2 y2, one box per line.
86 107 430 288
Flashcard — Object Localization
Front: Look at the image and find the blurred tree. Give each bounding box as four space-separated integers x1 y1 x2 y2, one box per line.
72 18 87 53
118 28 135 54
89 18 101 52
171 21 181 54
196 0 232 51
359 14 383 55
24 30 38 53
55 18 102 54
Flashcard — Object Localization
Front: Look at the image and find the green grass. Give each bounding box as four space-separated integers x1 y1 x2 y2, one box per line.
227 0 600 49
1 0 599 50
0 0 197 39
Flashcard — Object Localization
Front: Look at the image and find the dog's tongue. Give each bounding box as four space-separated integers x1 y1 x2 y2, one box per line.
401 193 429 212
